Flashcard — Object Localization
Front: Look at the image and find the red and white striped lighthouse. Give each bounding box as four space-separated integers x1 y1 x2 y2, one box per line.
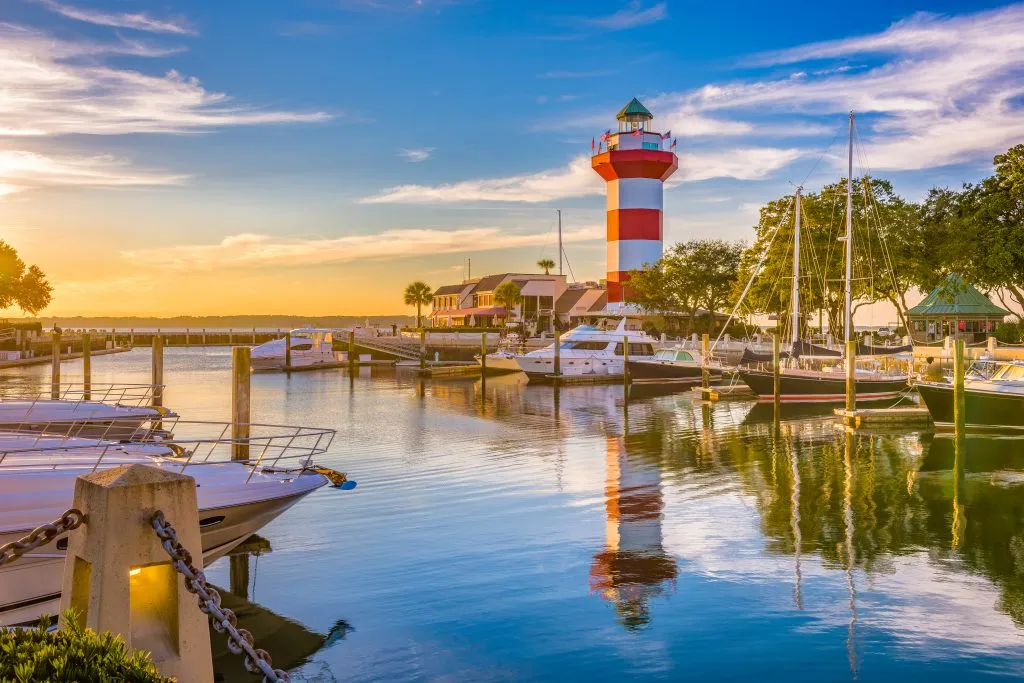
592 98 678 306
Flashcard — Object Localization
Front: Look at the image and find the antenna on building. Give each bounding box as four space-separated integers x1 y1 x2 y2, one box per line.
468 258 471 280
557 209 563 276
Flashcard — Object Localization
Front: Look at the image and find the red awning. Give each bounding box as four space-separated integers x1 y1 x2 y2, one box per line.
449 306 507 317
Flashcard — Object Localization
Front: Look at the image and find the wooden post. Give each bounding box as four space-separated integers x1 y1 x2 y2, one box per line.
845 339 857 413
284 331 291 371
701 332 711 390
420 329 427 371
82 333 92 401
953 338 966 434
772 333 781 414
202 328 207 346
51 331 61 399
553 330 561 378
59 464 214 682
480 333 487 376
623 334 630 391
184 328 189 346
348 330 356 368
232 347 250 461
151 336 163 409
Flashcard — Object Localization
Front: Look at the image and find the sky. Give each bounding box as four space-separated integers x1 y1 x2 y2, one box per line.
1 0 1022 317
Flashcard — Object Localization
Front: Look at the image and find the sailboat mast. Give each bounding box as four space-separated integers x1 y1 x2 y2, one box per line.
844 112 854 345
791 188 802 347
557 209 563 276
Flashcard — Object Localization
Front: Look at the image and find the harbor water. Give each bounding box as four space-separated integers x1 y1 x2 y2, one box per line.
5 347 1024 681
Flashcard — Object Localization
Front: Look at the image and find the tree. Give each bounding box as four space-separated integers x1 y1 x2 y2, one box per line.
629 239 743 332
494 281 522 321
403 281 433 328
0 241 52 315
537 258 556 275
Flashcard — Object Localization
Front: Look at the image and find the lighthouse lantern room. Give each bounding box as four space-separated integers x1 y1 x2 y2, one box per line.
592 98 678 306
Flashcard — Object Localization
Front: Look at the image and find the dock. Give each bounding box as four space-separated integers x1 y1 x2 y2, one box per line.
692 384 757 401
416 363 482 378
545 373 624 385
834 407 932 428
0 345 130 370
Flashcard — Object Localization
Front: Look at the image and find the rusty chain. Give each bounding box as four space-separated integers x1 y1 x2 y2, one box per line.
151 510 289 683
0 509 84 567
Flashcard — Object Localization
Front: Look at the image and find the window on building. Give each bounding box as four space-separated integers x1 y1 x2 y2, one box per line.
642 142 660 151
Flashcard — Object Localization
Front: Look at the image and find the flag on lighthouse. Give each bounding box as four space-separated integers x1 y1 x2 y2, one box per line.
669 138 677 150
661 130 672 139
591 137 595 152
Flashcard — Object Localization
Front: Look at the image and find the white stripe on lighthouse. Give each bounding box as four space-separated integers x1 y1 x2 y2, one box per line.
607 239 664 273
606 178 664 211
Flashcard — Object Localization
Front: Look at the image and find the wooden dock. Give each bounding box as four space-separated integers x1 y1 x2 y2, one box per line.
416 363 482 378
834 407 932 428
545 373 624 385
692 384 757 401
280 359 395 373
0 345 130 370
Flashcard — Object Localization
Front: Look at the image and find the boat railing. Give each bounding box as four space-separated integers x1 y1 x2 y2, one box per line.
0 421 336 477
0 382 163 408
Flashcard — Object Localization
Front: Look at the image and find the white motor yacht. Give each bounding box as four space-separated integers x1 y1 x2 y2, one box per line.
515 318 656 381
0 426 344 625
251 328 340 371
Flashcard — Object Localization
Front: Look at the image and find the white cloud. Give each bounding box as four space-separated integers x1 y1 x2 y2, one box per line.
121 225 604 270
0 23 330 137
678 148 802 182
583 1 667 30
31 0 195 35
399 147 434 162
0 150 186 197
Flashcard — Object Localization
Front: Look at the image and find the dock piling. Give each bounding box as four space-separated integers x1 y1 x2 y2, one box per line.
845 339 856 412
622 334 630 394
420 329 427 371
349 330 356 369
284 332 292 371
772 334 780 414
701 332 710 390
953 338 966 433
151 336 163 409
51 331 61 399
553 330 561 378
480 333 487 376
231 347 251 461
82 332 91 401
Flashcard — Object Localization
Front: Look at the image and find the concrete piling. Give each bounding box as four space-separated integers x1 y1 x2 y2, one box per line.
58 463 214 682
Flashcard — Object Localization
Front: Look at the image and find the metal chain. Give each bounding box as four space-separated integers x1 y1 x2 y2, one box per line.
151 511 289 683
0 509 84 567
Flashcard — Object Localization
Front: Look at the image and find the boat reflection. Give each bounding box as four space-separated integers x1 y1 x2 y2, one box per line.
211 539 352 682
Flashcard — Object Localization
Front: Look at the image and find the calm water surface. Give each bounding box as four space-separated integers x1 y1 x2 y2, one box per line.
7 347 1024 681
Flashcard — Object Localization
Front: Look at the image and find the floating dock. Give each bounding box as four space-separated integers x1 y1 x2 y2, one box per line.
833 407 932 428
0 345 130 370
692 384 757 401
545 373 624 385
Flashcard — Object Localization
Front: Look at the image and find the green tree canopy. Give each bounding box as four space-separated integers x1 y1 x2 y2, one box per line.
403 281 433 328
629 239 743 332
0 241 52 315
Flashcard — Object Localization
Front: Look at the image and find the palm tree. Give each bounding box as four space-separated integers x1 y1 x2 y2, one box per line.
404 281 433 328
537 258 556 275
494 281 522 323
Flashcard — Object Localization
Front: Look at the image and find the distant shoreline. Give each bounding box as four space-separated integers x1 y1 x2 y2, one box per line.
8 315 416 329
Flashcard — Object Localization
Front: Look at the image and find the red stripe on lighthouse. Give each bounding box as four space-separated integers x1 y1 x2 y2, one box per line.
607 209 662 241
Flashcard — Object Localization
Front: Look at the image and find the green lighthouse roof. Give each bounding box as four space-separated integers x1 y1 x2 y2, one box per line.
616 97 653 120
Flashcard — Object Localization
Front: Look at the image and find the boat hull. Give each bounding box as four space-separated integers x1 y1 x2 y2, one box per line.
476 353 522 375
516 355 621 382
917 382 1024 432
738 369 908 403
627 360 723 381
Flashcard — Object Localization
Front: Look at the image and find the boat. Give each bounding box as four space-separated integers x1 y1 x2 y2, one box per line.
251 328 340 371
476 333 525 374
0 425 344 625
736 113 910 403
626 347 723 382
918 360 1024 432
514 318 656 381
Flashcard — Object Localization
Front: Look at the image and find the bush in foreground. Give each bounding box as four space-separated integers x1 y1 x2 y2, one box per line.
0 610 173 682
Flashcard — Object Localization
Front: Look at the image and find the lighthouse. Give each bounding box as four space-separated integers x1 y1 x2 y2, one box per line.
592 98 678 306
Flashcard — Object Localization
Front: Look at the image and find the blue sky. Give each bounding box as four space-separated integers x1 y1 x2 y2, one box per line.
1 0 1021 315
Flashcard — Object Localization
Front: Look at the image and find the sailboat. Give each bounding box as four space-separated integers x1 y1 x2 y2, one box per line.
737 113 911 403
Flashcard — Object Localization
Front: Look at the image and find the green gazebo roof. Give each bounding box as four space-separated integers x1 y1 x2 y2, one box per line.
906 274 1009 317
616 97 652 120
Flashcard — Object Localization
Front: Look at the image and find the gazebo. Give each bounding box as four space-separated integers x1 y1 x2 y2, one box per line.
906 274 1009 343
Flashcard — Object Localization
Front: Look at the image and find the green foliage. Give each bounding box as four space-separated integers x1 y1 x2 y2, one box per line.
403 280 433 328
629 239 743 332
0 610 173 682
494 281 522 317
0 241 52 315
994 321 1022 344
536 258 556 275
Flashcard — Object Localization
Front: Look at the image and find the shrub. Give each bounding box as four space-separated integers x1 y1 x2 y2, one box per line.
995 321 1022 344
0 610 173 682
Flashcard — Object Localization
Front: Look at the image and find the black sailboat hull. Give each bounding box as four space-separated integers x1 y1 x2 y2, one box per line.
626 360 723 381
737 369 908 403
917 382 1024 432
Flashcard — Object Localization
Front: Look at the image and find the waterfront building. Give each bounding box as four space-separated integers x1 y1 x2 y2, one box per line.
906 274 1008 343
592 98 678 307
430 273 595 330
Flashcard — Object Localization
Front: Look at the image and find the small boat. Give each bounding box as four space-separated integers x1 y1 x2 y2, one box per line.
251 328 340 371
918 360 1024 432
626 347 723 382
476 333 526 374
0 425 344 625
514 318 656 382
